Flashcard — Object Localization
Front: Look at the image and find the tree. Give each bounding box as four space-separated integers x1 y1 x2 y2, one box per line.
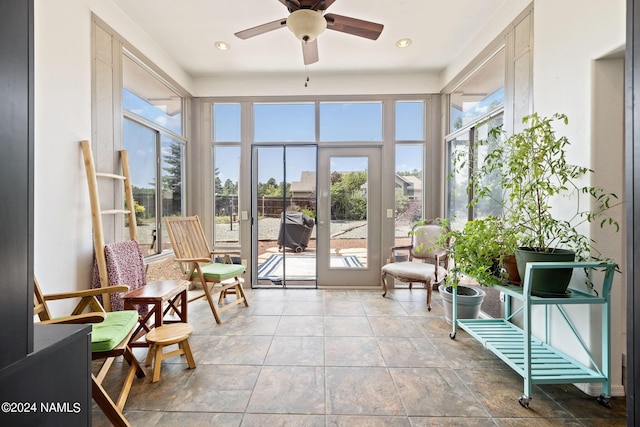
395 188 409 213
162 141 182 193
222 178 237 195
330 171 367 220
214 167 223 195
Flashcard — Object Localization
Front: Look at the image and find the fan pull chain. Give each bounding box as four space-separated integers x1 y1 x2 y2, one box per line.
305 65 310 87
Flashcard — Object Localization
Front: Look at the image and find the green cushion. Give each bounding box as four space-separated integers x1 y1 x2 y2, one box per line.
91 310 138 353
196 263 245 281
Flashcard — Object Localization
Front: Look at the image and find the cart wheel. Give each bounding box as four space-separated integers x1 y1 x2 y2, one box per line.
295 246 303 253
449 332 456 339
597 394 612 408
278 245 283 252
518 395 530 409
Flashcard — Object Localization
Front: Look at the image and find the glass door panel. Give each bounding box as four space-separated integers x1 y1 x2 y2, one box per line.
317 147 381 287
252 145 317 288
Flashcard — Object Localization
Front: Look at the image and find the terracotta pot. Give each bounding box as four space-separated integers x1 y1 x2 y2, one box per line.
503 255 521 285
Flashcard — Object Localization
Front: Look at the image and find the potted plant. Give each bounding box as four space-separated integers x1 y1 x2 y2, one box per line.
438 216 518 284
435 216 520 323
476 113 620 296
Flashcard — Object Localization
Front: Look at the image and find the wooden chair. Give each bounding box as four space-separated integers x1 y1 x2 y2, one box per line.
165 215 248 323
381 220 449 311
34 277 145 427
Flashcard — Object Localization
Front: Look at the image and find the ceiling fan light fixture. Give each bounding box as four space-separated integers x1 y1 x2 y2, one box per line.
286 9 327 42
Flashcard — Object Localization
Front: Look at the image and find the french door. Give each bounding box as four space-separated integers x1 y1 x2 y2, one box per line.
316 147 382 287
251 145 382 288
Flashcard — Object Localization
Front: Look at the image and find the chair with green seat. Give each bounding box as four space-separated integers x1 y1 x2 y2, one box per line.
34 276 145 427
165 215 248 323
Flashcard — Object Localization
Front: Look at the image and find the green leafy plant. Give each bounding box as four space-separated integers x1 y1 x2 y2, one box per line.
442 113 620 291
480 113 620 260
438 216 519 286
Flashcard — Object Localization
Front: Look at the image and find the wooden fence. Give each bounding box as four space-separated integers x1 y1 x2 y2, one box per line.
215 195 315 218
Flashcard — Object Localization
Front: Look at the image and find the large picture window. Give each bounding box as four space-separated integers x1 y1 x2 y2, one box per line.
123 52 186 256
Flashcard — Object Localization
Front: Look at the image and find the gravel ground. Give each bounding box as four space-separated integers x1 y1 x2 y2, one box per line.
215 218 370 242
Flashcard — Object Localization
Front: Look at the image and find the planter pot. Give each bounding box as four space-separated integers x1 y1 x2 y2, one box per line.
439 284 485 325
503 255 521 285
514 247 575 297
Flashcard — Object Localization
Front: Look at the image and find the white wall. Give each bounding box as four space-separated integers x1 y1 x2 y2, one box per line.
194 71 441 97
34 0 191 315
532 0 626 396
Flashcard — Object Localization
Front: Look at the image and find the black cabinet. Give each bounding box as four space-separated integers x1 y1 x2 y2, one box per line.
0 325 92 426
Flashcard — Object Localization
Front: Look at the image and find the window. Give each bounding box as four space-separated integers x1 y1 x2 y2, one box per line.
446 45 506 229
122 54 183 136
395 144 424 239
396 101 424 141
394 101 425 249
214 146 241 246
320 102 382 141
449 49 505 133
123 120 156 255
254 103 315 142
214 103 241 142
446 113 504 229
123 52 186 256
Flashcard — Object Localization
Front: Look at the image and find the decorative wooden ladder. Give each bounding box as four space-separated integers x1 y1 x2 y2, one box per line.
81 140 137 312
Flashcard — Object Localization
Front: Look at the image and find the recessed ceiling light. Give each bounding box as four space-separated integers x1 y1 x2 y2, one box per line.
215 41 230 51
396 38 412 48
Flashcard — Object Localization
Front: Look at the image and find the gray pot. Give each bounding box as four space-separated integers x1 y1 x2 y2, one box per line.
514 247 575 296
439 284 485 325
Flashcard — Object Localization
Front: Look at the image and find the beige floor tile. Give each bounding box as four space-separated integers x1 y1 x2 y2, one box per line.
246 366 325 414
324 316 373 336
265 336 325 366
326 366 405 415
325 336 386 367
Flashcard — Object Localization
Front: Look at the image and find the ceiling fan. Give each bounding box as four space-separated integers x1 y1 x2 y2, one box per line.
234 0 384 65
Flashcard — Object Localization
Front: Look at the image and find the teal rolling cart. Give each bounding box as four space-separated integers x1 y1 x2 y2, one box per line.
449 261 617 409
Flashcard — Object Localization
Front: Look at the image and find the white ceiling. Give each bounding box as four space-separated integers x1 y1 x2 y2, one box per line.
112 0 512 78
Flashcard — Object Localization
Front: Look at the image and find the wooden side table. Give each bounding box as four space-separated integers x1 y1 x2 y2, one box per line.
122 279 189 347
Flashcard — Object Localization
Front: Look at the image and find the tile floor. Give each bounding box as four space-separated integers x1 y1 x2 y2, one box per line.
94 287 627 426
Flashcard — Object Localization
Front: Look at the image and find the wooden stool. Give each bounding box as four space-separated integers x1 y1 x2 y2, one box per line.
144 323 196 382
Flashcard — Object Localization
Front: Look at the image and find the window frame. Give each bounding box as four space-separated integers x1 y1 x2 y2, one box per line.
120 46 189 258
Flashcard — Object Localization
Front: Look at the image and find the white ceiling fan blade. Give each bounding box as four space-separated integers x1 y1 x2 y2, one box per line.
234 18 287 39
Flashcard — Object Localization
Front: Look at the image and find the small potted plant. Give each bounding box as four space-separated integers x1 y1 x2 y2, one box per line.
436 216 519 323
441 215 520 286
